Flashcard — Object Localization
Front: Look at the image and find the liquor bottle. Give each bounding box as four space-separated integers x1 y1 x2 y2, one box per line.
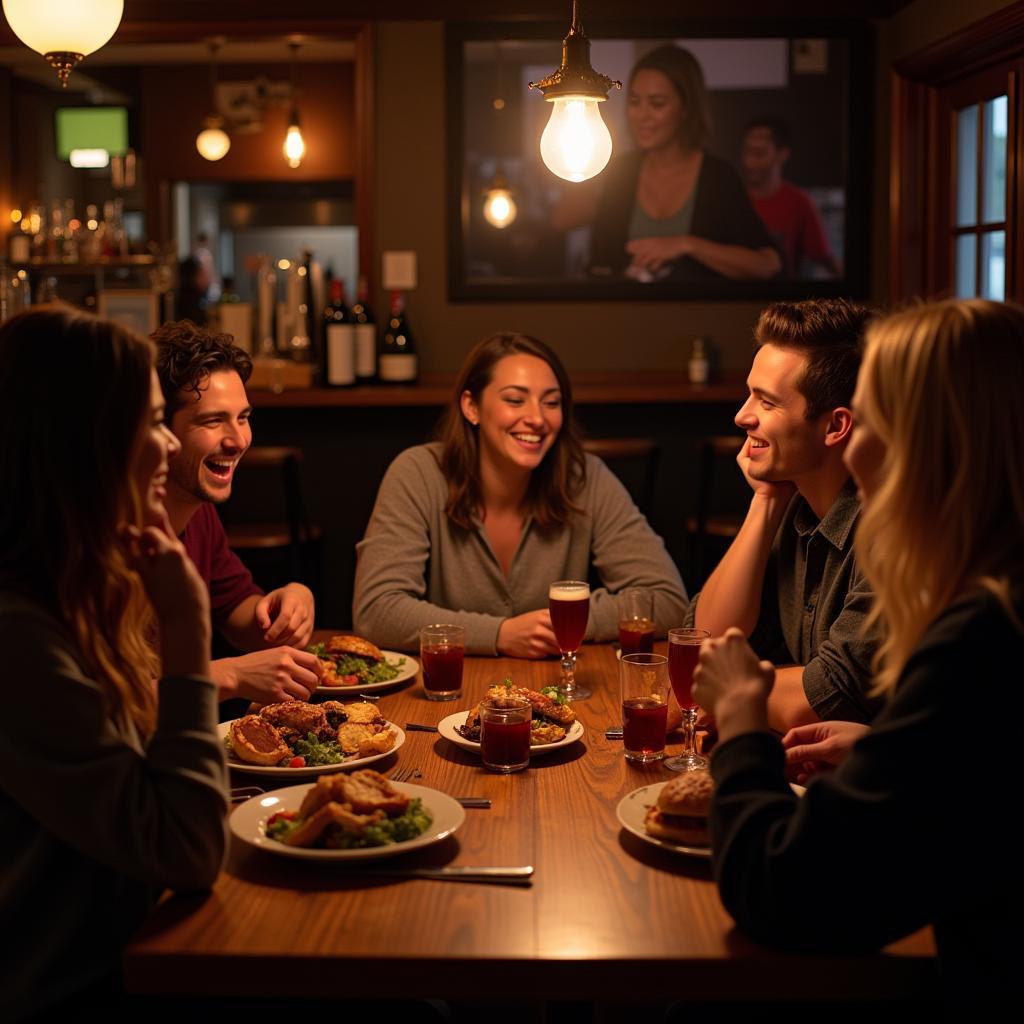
323 277 355 387
378 290 419 384
351 275 377 383
688 337 710 385
61 199 79 263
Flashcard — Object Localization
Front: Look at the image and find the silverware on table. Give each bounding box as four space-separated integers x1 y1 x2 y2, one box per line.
390 765 423 783
455 797 491 809
351 865 532 885
605 727 624 740
404 722 439 733
230 786 265 803
357 693 381 701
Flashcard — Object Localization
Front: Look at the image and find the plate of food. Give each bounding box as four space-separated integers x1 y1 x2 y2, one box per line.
220 699 405 777
617 773 806 858
437 683 584 757
310 635 418 693
230 771 465 861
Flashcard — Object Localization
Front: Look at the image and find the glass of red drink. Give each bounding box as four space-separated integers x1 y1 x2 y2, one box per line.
479 696 532 773
548 580 591 700
620 652 670 763
617 587 655 656
419 624 465 701
666 627 711 772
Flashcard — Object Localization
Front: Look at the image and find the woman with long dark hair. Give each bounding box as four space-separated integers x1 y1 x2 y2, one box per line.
557 44 780 282
354 332 686 656
0 306 228 1020
693 299 1023 999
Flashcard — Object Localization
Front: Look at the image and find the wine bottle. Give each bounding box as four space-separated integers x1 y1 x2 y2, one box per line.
378 290 419 384
351 274 377 383
323 277 356 387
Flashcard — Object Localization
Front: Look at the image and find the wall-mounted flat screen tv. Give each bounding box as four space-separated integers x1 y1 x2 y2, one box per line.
55 106 129 164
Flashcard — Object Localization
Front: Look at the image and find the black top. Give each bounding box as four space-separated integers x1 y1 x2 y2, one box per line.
588 150 777 280
710 586 1023 1000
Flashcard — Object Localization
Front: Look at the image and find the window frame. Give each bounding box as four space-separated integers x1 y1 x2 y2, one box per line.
890 6 1024 303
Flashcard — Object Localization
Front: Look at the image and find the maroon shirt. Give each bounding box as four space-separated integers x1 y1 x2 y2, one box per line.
749 181 833 277
181 503 263 631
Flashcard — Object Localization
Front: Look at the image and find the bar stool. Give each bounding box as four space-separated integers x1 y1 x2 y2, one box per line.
685 435 745 587
583 437 660 517
220 446 323 601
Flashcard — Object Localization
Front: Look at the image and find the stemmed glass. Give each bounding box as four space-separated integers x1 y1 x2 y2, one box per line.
665 627 711 772
548 580 591 700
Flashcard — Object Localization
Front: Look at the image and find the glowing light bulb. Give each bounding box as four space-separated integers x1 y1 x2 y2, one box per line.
283 116 305 169
539 95 613 183
483 187 517 229
196 120 230 162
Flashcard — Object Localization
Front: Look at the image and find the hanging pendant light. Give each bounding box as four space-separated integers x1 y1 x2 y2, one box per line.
196 40 231 162
2 0 124 87
482 43 518 229
283 41 306 169
529 1 620 183
483 170 517 230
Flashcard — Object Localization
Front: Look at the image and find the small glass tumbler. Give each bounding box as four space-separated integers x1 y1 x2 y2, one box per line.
620 652 670 763
618 587 656 656
419 624 465 701
479 696 532 773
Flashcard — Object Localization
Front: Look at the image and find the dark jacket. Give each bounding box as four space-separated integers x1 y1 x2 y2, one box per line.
710 586 1022 1000
589 150 777 279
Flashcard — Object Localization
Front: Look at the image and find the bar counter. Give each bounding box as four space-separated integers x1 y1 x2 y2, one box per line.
248 371 748 408
123 643 936 1005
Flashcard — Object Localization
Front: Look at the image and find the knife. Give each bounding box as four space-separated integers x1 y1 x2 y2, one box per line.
405 722 439 733
351 865 533 885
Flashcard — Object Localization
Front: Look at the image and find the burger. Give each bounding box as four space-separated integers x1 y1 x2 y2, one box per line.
643 770 713 846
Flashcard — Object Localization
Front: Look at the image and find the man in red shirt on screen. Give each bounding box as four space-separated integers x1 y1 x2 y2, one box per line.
742 116 842 280
153 320 322 706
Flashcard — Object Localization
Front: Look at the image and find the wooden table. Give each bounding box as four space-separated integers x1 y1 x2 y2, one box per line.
123 644 936 1002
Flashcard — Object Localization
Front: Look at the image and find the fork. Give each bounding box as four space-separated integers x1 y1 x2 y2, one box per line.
389 766 490 809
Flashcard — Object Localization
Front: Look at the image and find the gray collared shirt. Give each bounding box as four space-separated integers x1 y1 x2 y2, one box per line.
692 480 881 723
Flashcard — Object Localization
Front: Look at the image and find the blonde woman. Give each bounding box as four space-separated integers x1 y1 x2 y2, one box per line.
693 299 1023 1000
0 307 228 1019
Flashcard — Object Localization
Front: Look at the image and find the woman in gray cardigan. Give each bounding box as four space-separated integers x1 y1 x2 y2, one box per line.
354 332 687 657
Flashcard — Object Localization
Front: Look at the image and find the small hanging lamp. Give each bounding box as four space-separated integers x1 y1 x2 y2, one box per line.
529 1 620 183
283 41 306 169
196 40 231 162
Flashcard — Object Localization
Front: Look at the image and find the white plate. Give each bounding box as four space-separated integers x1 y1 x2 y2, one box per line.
230 781 465 861
314 651 419 695
220 720 405 777
617 780 806 858
437 711 584 757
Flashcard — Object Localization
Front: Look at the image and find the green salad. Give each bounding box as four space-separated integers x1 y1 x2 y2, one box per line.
225 730 348 768
309 643 406 684
267 798 433 849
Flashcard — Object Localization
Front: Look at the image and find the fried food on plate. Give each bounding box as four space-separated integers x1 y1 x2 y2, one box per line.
229 715 291 766
324 634 384 662
258 701 329 738
283 801 386 847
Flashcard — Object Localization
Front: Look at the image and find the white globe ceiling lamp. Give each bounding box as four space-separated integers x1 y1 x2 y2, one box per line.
196 120 231 162
529 1 620 183
2 0 124 88
196 40 230 162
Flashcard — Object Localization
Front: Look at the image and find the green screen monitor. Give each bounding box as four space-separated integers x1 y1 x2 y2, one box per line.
54 107 129 166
